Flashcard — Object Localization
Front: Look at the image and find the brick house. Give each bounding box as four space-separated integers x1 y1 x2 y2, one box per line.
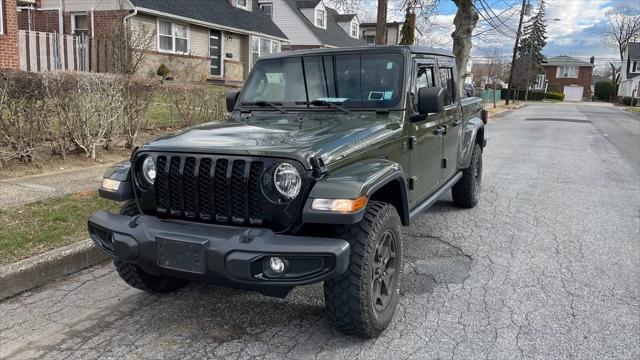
0 0 20 69
541 55 594 102
15 0 289 83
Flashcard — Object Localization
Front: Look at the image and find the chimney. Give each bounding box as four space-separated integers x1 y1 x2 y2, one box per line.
589 56 595 64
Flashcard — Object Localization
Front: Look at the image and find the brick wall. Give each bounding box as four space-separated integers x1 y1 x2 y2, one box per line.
0 0 19 69
544 65 593 99
17 9 128 37
18 9 60 33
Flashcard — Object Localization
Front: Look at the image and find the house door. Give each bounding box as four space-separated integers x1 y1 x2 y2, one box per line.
210 29 222 77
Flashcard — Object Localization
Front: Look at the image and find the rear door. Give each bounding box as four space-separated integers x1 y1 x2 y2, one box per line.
437 58 462 180
409 59 446 204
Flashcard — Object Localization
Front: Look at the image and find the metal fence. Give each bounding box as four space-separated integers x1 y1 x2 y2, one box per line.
18 30 113 73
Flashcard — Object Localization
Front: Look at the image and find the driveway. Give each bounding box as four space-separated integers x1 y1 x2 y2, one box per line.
1 103 638 359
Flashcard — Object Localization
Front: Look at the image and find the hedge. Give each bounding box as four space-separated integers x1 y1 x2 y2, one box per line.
594 81 614 101
545 91 565 101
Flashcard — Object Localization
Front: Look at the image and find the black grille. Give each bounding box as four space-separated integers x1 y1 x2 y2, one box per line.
154 155 270 226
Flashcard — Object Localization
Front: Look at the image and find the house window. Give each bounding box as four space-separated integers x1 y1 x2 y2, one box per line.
260 3 272 18
251 36 280 65
365 36 375 45
158 19 188 53
556 66 578 78
350 22 358 38
236 0 248 9
632 61 638 73
534 74 545 90
71 13 89 36
315 9 326 28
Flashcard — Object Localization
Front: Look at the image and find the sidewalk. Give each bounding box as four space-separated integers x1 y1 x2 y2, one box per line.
0 165 109 209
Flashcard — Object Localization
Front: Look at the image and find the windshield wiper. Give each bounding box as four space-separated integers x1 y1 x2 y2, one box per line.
296 99 353 115
241 101 287 114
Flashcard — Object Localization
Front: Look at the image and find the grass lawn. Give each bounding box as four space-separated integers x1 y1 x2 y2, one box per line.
0 191 120 266
626 107 640 113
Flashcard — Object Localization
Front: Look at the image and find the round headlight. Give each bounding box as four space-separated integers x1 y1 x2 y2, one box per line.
141 156 156 185
273 162 301 199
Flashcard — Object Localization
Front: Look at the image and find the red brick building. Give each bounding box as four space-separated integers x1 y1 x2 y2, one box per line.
0 0 20 69
541 55 594 102
16 0 126 37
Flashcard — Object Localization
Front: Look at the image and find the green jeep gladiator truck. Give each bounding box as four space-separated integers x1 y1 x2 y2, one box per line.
89 45 486 338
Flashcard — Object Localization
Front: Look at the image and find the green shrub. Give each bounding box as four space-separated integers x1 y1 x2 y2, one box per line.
594 81 614 101
157 64 171 79
528 91 545 101
545 91 565 101
622 96 639 106
547 83 561 93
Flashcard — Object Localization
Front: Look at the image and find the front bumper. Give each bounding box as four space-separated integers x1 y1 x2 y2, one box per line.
88 211 350 289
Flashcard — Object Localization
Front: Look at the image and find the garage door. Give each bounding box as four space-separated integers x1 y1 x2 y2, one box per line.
563 86 583 102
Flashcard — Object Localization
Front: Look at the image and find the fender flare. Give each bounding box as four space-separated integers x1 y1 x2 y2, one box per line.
458 118 485 169
302 159 409 225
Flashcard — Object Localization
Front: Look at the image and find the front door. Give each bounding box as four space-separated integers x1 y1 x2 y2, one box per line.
437 60 462 180
409 60 446 204
209 29 222 77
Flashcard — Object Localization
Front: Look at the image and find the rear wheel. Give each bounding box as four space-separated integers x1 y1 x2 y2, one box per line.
113 200 188 294
452 143 482 208
324 201 403 338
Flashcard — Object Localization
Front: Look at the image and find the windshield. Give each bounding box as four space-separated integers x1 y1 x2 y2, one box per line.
239 53 404 109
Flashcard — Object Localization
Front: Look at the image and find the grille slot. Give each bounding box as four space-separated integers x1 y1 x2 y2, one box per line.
231 160 248 223
213 159 230 222
168 157 183 216
156 156 169 213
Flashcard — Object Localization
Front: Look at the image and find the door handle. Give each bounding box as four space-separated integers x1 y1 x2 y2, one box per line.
433 127 446 136
452 120 462 127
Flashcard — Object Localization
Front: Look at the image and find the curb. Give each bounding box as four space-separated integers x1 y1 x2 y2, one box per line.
488 103 527 121
0 239 107 301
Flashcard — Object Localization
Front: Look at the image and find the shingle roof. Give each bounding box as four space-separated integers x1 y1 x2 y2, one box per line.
282 0 364 47
296 0 321 8
335 14 356 22
542 55 594 67
129 0 287 39
628 42 640 59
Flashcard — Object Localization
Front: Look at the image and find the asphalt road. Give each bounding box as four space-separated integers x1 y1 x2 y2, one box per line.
1 103 638 360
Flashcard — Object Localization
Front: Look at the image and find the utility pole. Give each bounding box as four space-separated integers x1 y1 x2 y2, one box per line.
506 0 527 105
376 0 388 45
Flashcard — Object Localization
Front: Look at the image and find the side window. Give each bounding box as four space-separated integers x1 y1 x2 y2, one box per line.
414 64 434 110
439 67 456 106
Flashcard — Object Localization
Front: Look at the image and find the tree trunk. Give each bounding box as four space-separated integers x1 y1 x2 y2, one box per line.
376 0 388 45
452 0 479 98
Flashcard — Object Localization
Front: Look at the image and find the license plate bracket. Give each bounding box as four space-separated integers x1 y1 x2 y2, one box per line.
157 237 208 274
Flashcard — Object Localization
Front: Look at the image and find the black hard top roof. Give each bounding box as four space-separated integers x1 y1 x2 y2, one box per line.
263 45 454 59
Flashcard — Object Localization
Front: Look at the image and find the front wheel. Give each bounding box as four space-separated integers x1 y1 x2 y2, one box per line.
324 201 403 338
452 143 482 208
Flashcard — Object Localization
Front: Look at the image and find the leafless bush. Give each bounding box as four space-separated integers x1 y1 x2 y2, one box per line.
165 83 227 127
46 72 125 159
0 71 48 165
120 78 158 149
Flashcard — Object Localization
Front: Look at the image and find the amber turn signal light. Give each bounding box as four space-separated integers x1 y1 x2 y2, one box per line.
311 196 368 213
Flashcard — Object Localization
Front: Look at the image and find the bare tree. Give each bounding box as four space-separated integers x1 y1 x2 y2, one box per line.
603 6 640 62
452 0 479 96
484 48 504 108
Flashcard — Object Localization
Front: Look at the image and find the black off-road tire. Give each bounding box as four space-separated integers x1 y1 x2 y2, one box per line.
323 201 403 338
452 143 482 208
113 200 188 294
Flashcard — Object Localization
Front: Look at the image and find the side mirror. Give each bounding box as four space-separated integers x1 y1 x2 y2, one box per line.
417 86 445 114
226 91 240 112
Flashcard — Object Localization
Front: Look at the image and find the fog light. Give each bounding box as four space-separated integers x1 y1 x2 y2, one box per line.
269 257 285 273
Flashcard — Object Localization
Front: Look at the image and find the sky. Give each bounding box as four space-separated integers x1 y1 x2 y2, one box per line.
348 0 640 73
